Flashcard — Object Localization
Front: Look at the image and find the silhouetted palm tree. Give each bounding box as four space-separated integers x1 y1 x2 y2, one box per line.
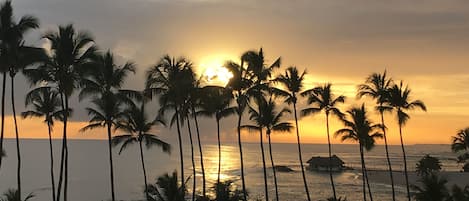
449 185 469 201
387 81 427 201
273 66 311 201
415 155 441 176
197 86 236 184
147 171 187 201
22 87 64 201
411 173 449 201
335 104 383 201
0 2 41 198
188 78 207 197
357 71 396 201
301 83 345 200
146 55 195 191
451 128 469 163
25 24 96 201
212 180 244 201
176 101 198 201
112 102 170 200
225 48 280 200
0 189 34 201
241 98 270 201
248 97 292 201
79 50 135 201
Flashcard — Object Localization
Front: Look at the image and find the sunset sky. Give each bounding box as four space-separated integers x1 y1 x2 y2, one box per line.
5 0 469 145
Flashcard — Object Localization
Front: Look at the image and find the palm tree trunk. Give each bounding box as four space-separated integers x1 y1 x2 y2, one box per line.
359 145 367 201
63 95 69 201
107 123 116 201
326 113 337 200
399 123 411 201
47 121 57 201
380 110 396 201
11 75 21 200
175 107 185 191
216 118 221 184
236 110 247 201
267 132 279 201
56 93 67 201
363 152 373 201
139 140 149 200
259 129 269 201
293 103 311 201
192 106 206 196
186 118 196 201
0 73 6 170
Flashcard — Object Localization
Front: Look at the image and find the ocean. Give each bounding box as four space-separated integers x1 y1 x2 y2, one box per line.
0 139 461 201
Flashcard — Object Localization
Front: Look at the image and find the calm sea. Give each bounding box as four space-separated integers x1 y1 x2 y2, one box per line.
0 139 460 201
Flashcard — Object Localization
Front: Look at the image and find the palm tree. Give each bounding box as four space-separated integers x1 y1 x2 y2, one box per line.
301 83 345 200
0 2 41 198
0 189 34 201
335 104 383 201
415 155 442 176
79 50 135 201
357 71 396 201
449 185 469 201
197 86 236 184
411 173 449 201
112 102 170 200
25 24 96 201
387 81 427 201
212 180 244 201
247 97 292 201
21 87 64 201
186 78 207 197
225 48 280 200
241 98 270 201
146 171 186 201
273 66 311 201
451 128 469 163
176 102 197 201
146 55 195 190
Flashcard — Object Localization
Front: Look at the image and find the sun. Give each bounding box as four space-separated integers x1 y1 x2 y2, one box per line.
199 57 233 87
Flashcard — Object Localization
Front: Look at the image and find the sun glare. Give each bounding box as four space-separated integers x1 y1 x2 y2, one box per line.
199 57 233 87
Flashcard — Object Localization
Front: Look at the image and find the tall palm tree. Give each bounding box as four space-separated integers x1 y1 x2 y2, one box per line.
112 102 170 200
225 48 280 200
241 98 270 201
387 81 427 201
79 50 135 201
451 128 469 163
146 55 195 190
189 81 207 197
25 24 96 201
273 66 311 201
301 83 345 200
197 86 236 184
0 2 40 198
21 87 64 201
247 97 292 201
175 101 197 201
335 104 383 201
357 71 396 201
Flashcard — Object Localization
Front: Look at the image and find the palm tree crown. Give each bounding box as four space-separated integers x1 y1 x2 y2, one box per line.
301 83 345 118
387 81 427 126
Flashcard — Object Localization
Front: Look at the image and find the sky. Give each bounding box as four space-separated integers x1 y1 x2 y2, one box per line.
4 0 469 145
